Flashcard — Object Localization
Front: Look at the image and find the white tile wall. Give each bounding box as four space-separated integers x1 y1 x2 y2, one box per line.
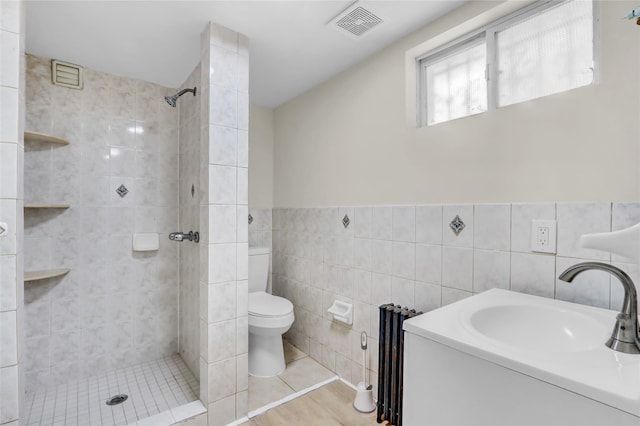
0 1 24 424
199 22 249 425
273 202 640 389
24 55 180 391
179 62 201 380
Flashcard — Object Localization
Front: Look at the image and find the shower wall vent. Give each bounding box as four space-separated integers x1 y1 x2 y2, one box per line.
328 1 384 39
51 60 83 89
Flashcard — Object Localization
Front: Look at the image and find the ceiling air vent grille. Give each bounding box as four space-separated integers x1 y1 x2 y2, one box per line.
329 2 384 39
51 60 83 90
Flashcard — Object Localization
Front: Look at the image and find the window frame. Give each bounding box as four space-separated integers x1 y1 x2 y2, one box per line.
417 0 600 127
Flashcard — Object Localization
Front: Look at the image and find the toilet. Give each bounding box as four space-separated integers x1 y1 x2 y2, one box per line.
248 247 294 377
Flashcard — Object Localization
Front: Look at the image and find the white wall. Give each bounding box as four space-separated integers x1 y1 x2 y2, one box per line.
273 0 640 207
249 104 274 209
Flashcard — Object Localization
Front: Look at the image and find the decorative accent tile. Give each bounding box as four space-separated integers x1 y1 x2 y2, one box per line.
248 213 253 225
449 215 465 236
342 214 350 229
115 184 128 198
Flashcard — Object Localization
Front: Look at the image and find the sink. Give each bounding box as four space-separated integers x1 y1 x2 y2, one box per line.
469 304 609 352
402 288 640 421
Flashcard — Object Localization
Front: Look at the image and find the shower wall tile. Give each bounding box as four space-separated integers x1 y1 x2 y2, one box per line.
210 45 238 90
202 22 249 422
0 86 19 142
178 63 201 379
272 202 632 387
237 167 248 206
0 143 18 199
24 54 180 391
0 365 19 424
1 4 24 424
0 29 20 89
0 311 17 367
209 165 236 204
209 86 237 129
237 93 249 131
237 130 248 168
209 125 237 166
209 205 236 243
0 255 17 311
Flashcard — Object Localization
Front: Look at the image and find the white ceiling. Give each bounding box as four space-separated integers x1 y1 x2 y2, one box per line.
25 1 465 108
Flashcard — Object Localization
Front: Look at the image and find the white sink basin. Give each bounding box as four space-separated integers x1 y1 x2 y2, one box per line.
403 289 640 418
469 304 609 352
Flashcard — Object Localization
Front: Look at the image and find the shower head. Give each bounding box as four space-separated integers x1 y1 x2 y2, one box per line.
164 87 197 107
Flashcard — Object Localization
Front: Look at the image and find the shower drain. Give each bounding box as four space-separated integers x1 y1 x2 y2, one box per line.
106 394 128 406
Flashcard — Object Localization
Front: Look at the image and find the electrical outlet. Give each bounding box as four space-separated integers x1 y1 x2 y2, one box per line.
531 219 557 253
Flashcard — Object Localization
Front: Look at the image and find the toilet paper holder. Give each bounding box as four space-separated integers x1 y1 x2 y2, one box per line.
328 300 353 325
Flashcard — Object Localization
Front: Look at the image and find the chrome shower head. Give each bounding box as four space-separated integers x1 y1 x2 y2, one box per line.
164 87 197 107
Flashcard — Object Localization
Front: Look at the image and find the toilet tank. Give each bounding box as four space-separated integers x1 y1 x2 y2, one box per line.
248 247 270 293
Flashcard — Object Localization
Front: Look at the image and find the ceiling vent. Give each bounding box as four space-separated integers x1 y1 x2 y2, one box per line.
51 60 83 89
329 1 384 39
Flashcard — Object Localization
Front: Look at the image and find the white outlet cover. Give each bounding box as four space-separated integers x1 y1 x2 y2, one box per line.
531 219 557 254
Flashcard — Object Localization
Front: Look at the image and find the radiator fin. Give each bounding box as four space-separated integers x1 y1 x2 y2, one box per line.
377 304 422 426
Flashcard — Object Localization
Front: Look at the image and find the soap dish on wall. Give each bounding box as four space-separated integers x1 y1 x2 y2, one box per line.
132 233 159 251
328 300 353 325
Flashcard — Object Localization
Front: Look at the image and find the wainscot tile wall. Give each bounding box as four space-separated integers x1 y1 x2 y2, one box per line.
0 0 26 424
23 54 180 391
248 208 272 292
272 202 640 395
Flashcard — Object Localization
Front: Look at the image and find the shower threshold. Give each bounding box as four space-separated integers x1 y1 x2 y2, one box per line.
24 354 202 426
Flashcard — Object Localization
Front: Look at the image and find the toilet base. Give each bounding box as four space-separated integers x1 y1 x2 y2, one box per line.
249 333 286 377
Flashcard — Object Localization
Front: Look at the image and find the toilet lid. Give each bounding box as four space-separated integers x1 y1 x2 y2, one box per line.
249 292 293 317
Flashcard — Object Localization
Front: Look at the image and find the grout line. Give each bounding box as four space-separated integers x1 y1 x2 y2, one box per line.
247 375 339 419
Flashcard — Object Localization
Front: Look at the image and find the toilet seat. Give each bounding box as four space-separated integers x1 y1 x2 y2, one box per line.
249 292 293 317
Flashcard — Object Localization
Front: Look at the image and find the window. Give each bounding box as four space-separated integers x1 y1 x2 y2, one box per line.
419 0 597 127
424 37 487 125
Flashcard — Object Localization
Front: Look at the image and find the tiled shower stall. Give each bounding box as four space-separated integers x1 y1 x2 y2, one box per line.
1 17 250 426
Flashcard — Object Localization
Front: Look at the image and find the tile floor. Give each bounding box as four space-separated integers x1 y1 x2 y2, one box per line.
24 354 199 426
248 341 336 411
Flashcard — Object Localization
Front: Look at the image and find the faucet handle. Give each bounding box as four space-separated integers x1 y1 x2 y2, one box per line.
169 232 184 241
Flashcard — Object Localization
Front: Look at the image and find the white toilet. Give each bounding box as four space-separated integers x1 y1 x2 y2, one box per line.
248 247 294 377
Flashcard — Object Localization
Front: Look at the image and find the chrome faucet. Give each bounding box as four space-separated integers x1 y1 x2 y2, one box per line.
169 231 199 243
559 262 640 355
